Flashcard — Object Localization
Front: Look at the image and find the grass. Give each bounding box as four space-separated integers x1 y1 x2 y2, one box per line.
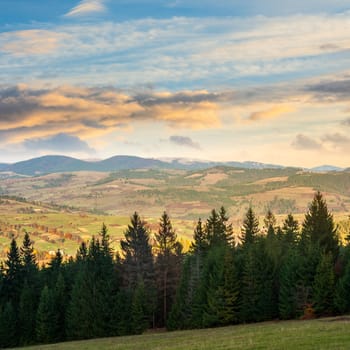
15 317 350 350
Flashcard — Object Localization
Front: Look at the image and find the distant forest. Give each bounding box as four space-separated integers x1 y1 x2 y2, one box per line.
1 191 350 348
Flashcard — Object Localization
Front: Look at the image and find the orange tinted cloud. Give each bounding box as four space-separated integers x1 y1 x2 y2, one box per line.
0 85 222 145
248 104 296 121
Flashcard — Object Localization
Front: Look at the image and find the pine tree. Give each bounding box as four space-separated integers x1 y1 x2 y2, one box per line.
100 223 111 256
155 212 182 326
0 301 17 348
76 241 88 262
334 258 350 314
313 252 335 315
52 273 66 342
201 245 225 328
66 269 92 340
3 238 23 304
36 285 55 344
240 247 259 322
21 232 37 273
205 207 233 247
279 249 300 319
18 281 37 345
121 212 154 289
44 250 63 288
202 246 240 327
302 191 339 258
112 289 133 336
264 210 276 237
167 255 193 330
221 249 240 325
190 218 208 253
131 280 148 334
219 207 234 246
282 214 299 246
241 207 259 246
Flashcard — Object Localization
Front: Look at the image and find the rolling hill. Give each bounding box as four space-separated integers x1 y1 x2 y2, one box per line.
0 155 292 176
1 165 350 220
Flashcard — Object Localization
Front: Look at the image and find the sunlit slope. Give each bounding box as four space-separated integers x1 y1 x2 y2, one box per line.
1 167 350 219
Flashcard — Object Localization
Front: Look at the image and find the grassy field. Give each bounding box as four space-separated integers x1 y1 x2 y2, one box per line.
15 317 350 350
0 197 194 260
2 167 350 220
1 166 350 260
0 194 349 262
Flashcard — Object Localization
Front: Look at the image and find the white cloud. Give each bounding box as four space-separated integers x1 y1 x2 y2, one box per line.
65 0 106 17
1 12 350 87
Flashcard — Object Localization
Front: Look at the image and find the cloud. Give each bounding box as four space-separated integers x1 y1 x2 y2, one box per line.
0 30 67 55
169 135 201 149
248 105 296 121
321 133 350 150
65 0 106 17
24 133 95 153
1 12 350 87
0 85 221 147
292 134 322 150
342 118 350 126
305 79 350 102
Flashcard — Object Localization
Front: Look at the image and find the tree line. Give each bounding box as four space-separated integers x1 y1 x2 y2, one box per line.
1 191 350 348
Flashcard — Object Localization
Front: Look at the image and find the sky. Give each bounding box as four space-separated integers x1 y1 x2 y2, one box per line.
1 1 350 167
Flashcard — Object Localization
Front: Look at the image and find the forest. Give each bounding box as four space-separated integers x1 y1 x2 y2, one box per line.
0 191 349 348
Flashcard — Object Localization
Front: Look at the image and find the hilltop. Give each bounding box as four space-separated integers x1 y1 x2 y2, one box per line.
1 154 344 176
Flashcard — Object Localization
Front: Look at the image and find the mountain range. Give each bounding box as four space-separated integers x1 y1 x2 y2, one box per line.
0 155 346 176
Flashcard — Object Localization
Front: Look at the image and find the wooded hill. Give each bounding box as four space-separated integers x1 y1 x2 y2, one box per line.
1 192 350 348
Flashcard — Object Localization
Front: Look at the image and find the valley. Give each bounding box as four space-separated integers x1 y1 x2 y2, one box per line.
1 164 350 260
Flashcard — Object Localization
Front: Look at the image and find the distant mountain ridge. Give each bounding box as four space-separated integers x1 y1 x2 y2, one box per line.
0 155 345 176
310 165 344 172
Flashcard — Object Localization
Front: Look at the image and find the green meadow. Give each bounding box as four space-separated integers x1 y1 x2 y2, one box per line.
16 317 350 350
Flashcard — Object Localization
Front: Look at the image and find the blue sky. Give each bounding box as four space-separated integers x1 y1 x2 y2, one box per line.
0 0 350 167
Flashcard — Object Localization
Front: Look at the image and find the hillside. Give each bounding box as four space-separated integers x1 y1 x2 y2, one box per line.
0 196 194 261
0 154 300 176
1 166 350 220
17 317 350 350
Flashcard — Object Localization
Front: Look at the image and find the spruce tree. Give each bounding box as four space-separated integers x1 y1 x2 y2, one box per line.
221 249 240 325
334 258 350 314
18 281 37 345
66 269 92 340
282 214 299 246
313 252 335 315
36 285 55 344
0 301 17 348
264 209 276 237
4 238 22 304
21 232 37 273
240 247 259 322
190 218 208 253
131 280 148 334
167 255 193 330
279 249 300 319
302 191 339 258
155 212 182 326
121 212 154 289
241 207 259 246
201 245 226 328
52 273 66 342
205 207 233 247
